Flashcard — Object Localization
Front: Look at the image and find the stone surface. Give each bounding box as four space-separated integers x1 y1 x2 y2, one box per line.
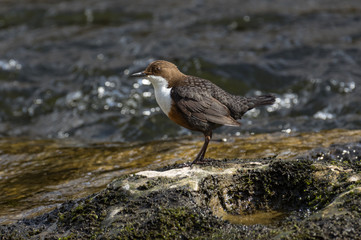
1 140 361 239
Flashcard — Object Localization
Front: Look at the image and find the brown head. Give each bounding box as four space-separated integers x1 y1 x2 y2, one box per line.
131 60 186 87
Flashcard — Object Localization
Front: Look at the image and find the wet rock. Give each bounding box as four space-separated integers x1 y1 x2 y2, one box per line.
1 129 360 225
1 141 361 239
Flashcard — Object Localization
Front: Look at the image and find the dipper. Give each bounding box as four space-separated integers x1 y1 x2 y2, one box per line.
131 60 275 165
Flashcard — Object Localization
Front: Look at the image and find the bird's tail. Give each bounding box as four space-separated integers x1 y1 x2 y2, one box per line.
252 94 276 107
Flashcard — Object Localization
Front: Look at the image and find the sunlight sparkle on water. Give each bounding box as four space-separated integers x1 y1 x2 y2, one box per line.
0 59 22 71
267 93 299 112
313 111 335 120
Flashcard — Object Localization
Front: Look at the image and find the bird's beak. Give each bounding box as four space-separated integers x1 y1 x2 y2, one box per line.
130 71 147 77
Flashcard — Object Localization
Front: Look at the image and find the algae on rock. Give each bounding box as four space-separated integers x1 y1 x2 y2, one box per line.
2 141 361 239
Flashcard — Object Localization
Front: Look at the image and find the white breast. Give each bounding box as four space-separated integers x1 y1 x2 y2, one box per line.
146 75 172 115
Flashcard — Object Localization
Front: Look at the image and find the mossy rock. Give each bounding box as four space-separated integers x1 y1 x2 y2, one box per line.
1 142 361 239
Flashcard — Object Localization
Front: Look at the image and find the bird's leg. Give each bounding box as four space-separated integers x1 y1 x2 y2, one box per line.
199 134 211 161
190 132 212 166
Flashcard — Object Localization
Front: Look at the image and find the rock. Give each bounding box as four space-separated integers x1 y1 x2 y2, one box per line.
1 141 361 239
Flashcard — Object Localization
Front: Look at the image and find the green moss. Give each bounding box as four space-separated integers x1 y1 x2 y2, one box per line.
117 206 222 240
200 159 351 217
58 233 76 240
59 213 65 222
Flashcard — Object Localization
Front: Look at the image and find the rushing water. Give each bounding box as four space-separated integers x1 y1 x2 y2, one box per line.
1 0 360 141
0 0 360 224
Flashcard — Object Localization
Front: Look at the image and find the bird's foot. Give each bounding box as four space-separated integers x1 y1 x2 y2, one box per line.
188 158 213 168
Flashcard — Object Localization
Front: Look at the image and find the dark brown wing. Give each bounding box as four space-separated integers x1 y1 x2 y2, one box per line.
171 86 241 127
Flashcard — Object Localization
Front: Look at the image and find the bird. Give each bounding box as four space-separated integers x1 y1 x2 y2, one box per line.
131 60 275 165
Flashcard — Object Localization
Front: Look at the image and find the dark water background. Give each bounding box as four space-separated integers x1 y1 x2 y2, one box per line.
1 0 360 141
0 0 361 224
